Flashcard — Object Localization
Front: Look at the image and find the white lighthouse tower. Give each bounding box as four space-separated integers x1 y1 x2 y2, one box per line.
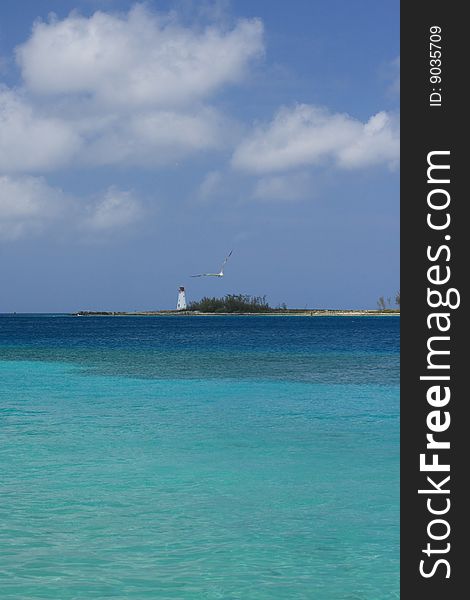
176 286 187 310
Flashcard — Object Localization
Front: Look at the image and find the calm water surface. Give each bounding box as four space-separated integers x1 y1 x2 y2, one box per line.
0 315 399 599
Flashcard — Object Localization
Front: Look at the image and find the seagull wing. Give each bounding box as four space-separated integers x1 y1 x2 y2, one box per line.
192 251 232 277
219 250 233 274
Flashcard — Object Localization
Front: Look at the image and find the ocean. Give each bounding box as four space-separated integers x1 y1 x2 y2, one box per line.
0 314 399 599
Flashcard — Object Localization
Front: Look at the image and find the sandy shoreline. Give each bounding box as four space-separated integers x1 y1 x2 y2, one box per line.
72 310 400 317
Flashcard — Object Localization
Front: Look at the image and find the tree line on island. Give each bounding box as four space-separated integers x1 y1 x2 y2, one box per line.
376 291 400 310
188 293 401 313
188 294 285 313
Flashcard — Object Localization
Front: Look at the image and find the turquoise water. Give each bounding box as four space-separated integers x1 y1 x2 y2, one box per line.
0 315 399 599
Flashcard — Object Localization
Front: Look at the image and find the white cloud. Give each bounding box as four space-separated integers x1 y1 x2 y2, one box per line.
0 175 67 240
16 4 264 109
84 107 225 166
0 86 227 172
336 111 399 169
0 176 143 241
0 87 81 173
253 172 313 201
83 187 143 231
1 5 262 173
198 170 223 200
232 104 399 174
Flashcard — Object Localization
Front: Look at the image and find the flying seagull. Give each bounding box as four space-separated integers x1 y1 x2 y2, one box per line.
191 250 233 278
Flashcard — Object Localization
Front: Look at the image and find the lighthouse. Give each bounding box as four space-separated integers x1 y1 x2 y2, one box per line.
176 286 187 310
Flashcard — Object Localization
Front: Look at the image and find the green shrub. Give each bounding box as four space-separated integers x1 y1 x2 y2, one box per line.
188 294 273 313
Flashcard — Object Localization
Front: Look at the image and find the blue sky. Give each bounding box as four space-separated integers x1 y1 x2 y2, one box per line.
0 0 399 312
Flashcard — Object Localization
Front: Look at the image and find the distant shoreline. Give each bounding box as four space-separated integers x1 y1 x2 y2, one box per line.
72 309 400 317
